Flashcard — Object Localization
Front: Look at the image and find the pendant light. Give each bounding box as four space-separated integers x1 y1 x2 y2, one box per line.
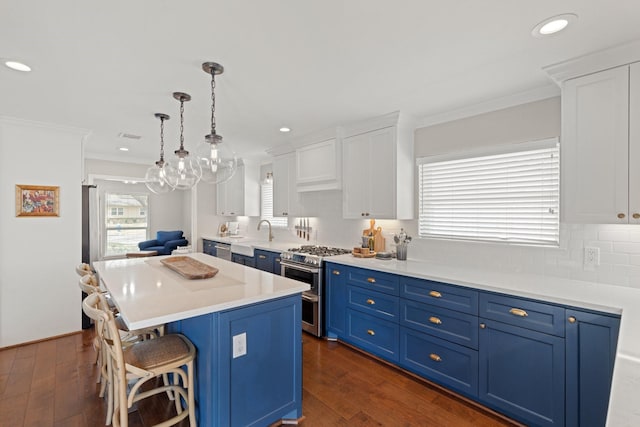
163 92 202 190
144 113 175 194
194 62 237 184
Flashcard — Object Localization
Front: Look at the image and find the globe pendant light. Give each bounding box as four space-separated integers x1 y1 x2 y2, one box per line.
194 62 237 184
164 92 202 190
144 113 174 194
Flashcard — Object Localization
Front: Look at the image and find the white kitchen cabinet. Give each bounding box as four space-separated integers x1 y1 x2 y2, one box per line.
216 161 260 216
272 153 302 217
561 63 640 224
342 113 414 219
295 138 341 192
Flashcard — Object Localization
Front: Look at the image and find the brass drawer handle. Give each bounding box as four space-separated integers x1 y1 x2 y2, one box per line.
428 316 442 325
367 329 375 336
568 316 576 323
509 308 528 317
332 270 341 275
275 258 280 262
258 255 266 259
480 323 486 329
634 213 640 219
367 277 376 283
429 290 442 298
366 299 375 305
618 213 626 219
429 353 442 362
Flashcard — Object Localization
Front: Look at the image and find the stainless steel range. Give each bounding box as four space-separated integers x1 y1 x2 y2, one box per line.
280 245 351 337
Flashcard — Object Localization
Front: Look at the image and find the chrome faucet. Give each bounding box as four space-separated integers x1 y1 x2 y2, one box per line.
257 219 274 242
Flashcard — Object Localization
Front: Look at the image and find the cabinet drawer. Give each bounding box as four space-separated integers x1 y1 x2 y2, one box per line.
346 309 399 362
348 286 399 321
400 277 478 315
400 327 478 398
480 293 565 337
348 267 399 296
400 300 478 349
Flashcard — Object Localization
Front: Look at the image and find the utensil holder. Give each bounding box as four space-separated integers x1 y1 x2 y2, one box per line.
396 244 408 261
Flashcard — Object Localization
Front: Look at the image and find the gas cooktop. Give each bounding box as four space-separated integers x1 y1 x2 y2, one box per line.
286 245 351 257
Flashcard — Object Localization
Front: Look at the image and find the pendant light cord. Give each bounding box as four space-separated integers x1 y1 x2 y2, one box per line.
179 97 185 150
210 71 216 136
159 116 165 162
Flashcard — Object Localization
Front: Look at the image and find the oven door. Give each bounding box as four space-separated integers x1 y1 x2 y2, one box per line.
281 262 320 294
301 291 320 336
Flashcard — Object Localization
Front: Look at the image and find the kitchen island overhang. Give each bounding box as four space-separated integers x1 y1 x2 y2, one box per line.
93 253 309 426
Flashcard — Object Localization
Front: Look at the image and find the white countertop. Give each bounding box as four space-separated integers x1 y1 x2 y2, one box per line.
93 253 309 331
325 254 640 427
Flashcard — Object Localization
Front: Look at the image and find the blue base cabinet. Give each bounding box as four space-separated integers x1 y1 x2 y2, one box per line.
566 309 620 427
324 262 621 427
479 318 566 427
255 249 281 274
232 253 255 268
203 239 217 256
167 295 303 426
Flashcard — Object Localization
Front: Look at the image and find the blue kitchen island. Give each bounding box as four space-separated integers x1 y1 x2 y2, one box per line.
93 253 309 426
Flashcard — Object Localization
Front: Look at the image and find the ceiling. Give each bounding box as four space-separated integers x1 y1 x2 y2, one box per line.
2 1 640 166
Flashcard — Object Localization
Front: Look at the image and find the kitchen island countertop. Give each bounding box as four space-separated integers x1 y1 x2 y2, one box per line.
327 254 640 427
93 252 309 330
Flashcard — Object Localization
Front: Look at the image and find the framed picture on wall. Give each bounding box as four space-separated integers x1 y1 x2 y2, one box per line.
15 184 60 217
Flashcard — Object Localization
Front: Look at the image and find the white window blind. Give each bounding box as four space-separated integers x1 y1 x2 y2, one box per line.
261 182 288 228
418 138 559 246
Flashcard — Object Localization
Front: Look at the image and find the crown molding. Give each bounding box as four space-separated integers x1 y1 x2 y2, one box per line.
0 115 91 136
543 38 640 85
416 85 559 129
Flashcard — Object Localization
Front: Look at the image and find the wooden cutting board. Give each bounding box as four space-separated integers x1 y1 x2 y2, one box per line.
161 256 219 279
373 227 385 252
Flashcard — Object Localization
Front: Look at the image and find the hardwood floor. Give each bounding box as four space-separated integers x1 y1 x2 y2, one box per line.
0 330 519 427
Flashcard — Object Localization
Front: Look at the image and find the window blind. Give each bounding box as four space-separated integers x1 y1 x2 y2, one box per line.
417 138 559 246
261 183 288 228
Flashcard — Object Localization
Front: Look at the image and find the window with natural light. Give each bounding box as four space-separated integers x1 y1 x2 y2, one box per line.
417 138 559 246
104 193 149 257
261 182 288 228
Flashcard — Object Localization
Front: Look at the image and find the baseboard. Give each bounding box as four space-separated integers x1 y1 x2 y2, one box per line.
0 329 83 351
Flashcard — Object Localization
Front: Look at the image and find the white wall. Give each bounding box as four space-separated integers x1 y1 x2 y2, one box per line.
0 118 87 347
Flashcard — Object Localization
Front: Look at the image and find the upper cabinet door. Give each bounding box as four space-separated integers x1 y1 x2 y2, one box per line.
561 65 630 223
272 153 302 217
342 132 371 218
296 138 342 192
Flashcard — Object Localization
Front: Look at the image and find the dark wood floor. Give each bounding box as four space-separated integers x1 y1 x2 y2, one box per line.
0 330 519 426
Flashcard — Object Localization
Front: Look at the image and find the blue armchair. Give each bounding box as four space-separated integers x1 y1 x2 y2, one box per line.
138 230 188 255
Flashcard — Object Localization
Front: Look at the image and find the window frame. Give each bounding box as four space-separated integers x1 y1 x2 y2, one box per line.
103 191 150 258
260 181 288 228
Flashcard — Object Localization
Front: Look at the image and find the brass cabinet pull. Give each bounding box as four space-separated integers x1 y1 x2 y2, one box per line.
509 308 528 317
332 270 341 275
429 353 442 362
367 329 375 336
428 316 442 325
367 277 376 283
275 258 280 262
429 290 442 298
568 316 577 323
618 213 626 219
633 213 640 219
366 299 375 305
258 255 266 259
480 323 486 329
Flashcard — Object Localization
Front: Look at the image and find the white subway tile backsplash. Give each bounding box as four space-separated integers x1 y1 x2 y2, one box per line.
598 229 630 242
613 242 640 254
629 255 640 266
600 252 629 265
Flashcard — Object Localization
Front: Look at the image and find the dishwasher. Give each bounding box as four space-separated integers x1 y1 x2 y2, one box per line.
214 242 232 261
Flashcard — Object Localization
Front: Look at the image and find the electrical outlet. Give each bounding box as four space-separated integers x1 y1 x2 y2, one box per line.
232 332 247 358
584 247 600 270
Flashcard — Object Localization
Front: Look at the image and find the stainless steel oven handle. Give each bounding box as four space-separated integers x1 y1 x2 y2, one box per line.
281 262 320 274
301 292 319 303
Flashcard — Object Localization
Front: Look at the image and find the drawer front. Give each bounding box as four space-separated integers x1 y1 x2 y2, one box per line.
400 300 478 349
480 293 565 337
203 239 216 256
347 267 399 296
400 277 478 315
348 286 399 321
346 309 399 362
400 327 478 398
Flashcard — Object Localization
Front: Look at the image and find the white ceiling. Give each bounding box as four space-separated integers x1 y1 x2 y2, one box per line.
2 1 640 165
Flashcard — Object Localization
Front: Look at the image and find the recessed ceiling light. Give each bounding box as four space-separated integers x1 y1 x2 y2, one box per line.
4 60 31 72
279 127 291 133
119 147 129 152
532 13 577 37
